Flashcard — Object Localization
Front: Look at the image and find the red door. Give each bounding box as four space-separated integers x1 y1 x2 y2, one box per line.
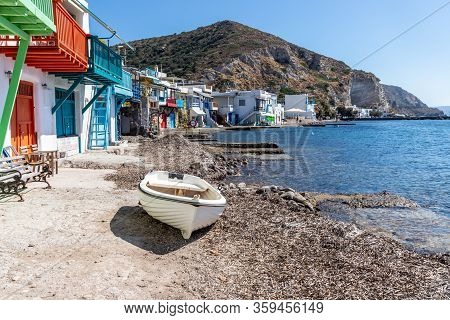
160 113 167 129
11 81 36 151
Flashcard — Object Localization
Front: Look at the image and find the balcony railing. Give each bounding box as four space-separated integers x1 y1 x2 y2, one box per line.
176 99 185 108
0 1 87 72
0 0 56 35
166 98 176 107
114 70 133 97
132 83 141 99
87 36 122 84
30 0 54 22
53 35 123 85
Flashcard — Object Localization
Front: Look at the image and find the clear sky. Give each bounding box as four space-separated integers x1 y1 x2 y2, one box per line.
89 0 450 107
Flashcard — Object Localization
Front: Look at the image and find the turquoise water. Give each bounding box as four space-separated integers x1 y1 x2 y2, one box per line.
215 121 450 252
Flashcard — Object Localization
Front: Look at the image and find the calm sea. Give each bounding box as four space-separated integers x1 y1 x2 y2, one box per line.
215 121 450 253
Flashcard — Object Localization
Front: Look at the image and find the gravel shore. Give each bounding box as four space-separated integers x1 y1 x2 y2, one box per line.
105 134 449 299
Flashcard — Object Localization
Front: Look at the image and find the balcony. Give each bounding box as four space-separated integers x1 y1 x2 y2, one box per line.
113 70 133 97
0 0 56 36
166 98 176 108
54 35 122 85
0 1 88 72
176 99 185 108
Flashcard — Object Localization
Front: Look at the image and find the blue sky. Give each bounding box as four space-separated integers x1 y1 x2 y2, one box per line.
89 0 450 107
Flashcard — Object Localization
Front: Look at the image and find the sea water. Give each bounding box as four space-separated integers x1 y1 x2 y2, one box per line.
215 120 450 253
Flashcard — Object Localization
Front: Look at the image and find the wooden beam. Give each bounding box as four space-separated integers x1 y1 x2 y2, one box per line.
51 76 84 114
0 38 29 149
0 7 29 16
0 15 29 39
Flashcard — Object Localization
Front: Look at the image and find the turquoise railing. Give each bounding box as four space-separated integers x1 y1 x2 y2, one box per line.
113 70 132 97
121 70 132 90
176 99 185 108
88 36 122 84
146 67 158 78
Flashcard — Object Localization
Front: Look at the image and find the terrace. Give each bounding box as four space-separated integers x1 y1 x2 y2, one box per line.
0 0 87 72
54 35 122 85
113 69 133 97
0 0 55 37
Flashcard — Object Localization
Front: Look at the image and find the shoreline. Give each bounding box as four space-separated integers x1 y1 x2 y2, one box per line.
105 134 449 299
164 117 450 134
2 134 446 299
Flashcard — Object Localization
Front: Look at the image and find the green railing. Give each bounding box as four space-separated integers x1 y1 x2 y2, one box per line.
0 0 55 36
88 36 122 84
29 0 54 22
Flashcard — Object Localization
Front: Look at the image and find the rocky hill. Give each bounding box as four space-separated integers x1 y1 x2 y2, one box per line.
437 106 450 116
120 20 438 117
382 85 444 116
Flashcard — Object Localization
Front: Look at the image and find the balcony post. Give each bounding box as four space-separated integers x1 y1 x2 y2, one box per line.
0 37 29 149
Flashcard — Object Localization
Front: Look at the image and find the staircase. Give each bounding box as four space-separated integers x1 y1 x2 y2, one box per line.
88 87 111 149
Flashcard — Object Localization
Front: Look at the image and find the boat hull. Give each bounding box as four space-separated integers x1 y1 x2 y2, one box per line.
138 183 225 239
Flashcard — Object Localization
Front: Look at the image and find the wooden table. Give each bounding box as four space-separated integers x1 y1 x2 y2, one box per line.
29 150 58 176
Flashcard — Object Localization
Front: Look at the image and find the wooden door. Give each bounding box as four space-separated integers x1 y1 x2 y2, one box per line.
11 81 35 151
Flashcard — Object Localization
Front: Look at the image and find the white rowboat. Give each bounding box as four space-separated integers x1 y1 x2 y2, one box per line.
138 171 226 239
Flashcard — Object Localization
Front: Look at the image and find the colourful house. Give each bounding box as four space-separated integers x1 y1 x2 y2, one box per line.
0 0 56 151
0 0 128 156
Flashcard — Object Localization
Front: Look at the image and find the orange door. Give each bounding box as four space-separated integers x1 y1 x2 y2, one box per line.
11 81 36 151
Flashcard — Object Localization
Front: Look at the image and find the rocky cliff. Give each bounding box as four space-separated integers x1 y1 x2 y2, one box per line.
383 85 444 116
120 20 438 117
350 72 389 111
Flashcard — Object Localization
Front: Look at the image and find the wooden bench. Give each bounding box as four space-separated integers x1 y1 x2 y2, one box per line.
0 156 52 201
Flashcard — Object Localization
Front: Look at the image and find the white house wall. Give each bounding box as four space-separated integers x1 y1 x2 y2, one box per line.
285 94 308 111
1 54 95 155
0 54 57 151
233 94 257 123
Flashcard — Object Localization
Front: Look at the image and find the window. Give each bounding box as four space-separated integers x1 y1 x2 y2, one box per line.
238 99 246 106
55 88 76 137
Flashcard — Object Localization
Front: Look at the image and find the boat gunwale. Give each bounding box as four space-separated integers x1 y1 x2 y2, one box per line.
138 184 226 208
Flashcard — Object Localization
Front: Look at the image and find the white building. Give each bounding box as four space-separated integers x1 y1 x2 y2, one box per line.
347 105 372 118
284 94 316 120
213 90 281 126
178 83 217 128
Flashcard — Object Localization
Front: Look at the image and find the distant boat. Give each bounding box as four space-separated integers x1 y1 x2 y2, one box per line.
138 171 226 239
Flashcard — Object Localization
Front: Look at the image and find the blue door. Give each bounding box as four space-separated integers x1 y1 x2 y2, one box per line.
89 87 110 149
55 88 76 137
169 112 176 128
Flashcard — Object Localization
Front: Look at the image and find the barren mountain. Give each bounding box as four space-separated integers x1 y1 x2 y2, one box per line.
383 85 444 117
121 20 439 117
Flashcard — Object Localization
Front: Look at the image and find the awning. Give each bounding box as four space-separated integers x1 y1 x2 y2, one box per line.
190 107 206 116
285 108 306 113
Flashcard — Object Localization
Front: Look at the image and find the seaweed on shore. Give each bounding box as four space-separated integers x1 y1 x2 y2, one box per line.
106 134 449 299
186 187 449 299
105 134 246 189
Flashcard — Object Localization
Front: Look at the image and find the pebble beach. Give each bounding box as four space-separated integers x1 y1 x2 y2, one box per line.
106 134 449 299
